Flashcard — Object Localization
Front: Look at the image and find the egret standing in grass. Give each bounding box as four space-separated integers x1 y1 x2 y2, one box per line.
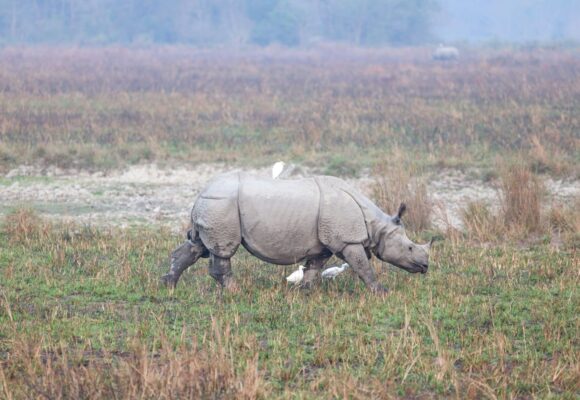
286 265 305 285
321 263 349 280
272 161 285 179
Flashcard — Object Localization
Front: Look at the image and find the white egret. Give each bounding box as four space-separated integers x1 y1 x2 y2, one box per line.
286 265 305 284
272 161 285 179
321 263 349 280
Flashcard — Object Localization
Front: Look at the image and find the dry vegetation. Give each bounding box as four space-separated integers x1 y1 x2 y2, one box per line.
0 47 578 173
499 162 544 234
1 46 579 399
373 157 432 234
1 209 579 399
460 161 579 245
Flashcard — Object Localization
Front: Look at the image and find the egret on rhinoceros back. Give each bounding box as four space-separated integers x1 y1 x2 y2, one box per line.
162 172 431 294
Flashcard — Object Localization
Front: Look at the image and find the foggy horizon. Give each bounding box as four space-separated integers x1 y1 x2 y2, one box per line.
0 0 579 47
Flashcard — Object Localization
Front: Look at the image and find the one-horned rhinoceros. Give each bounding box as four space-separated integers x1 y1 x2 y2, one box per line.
162 172 431 293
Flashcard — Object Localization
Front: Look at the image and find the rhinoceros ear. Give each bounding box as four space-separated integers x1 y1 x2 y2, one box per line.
397 203 407 218
393 203 407 224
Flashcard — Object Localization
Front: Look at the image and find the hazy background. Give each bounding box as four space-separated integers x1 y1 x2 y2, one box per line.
0 0 579 46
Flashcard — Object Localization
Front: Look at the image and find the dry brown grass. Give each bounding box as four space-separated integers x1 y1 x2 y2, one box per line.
461 201 500 243
1 209 579 398
0 322 266 400
372 159 432 233
547 198 580 250
499 162 545 235
548 199 580 234
527 135 571 176
0 47 578 171
3 208 52 245
460 162 577 244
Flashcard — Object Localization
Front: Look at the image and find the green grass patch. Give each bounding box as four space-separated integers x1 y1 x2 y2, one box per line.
0 211 577 398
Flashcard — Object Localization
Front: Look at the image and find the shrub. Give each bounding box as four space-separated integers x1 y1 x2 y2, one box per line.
461 163 547 242
499 162 544 235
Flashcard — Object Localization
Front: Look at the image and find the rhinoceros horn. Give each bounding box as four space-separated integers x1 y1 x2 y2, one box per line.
422 237 438 250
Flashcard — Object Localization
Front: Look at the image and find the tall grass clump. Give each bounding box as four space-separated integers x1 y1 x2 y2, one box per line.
3 208 51 245
548 198 580 234
547 198 580 249
461 163 547 241
461 201 500 243
372 160 432 233
499 162 544 235
527 135 570 176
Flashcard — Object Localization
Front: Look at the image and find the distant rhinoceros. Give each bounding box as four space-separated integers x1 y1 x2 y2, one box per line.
162 173 431 293
433 44 459 61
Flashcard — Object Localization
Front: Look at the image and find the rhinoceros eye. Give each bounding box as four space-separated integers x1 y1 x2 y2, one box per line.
408 246 413 251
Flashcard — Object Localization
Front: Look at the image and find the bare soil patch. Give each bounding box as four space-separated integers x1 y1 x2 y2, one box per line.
1 164 578 230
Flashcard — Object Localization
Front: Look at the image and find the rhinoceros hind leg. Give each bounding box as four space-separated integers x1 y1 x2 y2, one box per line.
162 237 209 288
209 253 237 291
301 255 331 289
340 244 387 294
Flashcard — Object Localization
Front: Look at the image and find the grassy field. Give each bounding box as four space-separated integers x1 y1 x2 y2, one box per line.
0 47 579 399
0 210 578 399
0 47 578 174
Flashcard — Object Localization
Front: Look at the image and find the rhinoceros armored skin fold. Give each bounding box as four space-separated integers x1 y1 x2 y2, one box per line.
238 175 325 264
192 173 242 258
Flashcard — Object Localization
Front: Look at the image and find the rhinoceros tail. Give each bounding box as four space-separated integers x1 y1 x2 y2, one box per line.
184 227 210 258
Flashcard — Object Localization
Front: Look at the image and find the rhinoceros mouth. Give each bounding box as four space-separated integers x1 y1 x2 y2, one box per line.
408 262 428 274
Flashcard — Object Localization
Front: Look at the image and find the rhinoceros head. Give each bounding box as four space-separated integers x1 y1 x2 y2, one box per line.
373 203 431 274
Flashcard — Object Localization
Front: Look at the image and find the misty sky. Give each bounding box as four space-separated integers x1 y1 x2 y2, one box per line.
1 0 579 45
437 0 580 43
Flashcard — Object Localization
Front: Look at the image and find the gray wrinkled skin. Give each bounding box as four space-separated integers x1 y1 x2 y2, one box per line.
162 172 431 293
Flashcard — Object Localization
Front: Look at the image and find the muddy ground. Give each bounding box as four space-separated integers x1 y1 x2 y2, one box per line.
1 163 578 231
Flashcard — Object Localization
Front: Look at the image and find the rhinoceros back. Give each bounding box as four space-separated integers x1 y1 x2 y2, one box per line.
238 175 324 264
192 173 371 263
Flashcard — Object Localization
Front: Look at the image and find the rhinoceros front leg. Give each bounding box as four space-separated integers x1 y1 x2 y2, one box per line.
209 253 237 291
340 244 387 294
301 256 331 289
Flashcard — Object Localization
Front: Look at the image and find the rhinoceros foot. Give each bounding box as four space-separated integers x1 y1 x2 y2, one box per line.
160 274 178 288
301 269 321 288
299 281 315 291
370 283 389 296
223 276 239 293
